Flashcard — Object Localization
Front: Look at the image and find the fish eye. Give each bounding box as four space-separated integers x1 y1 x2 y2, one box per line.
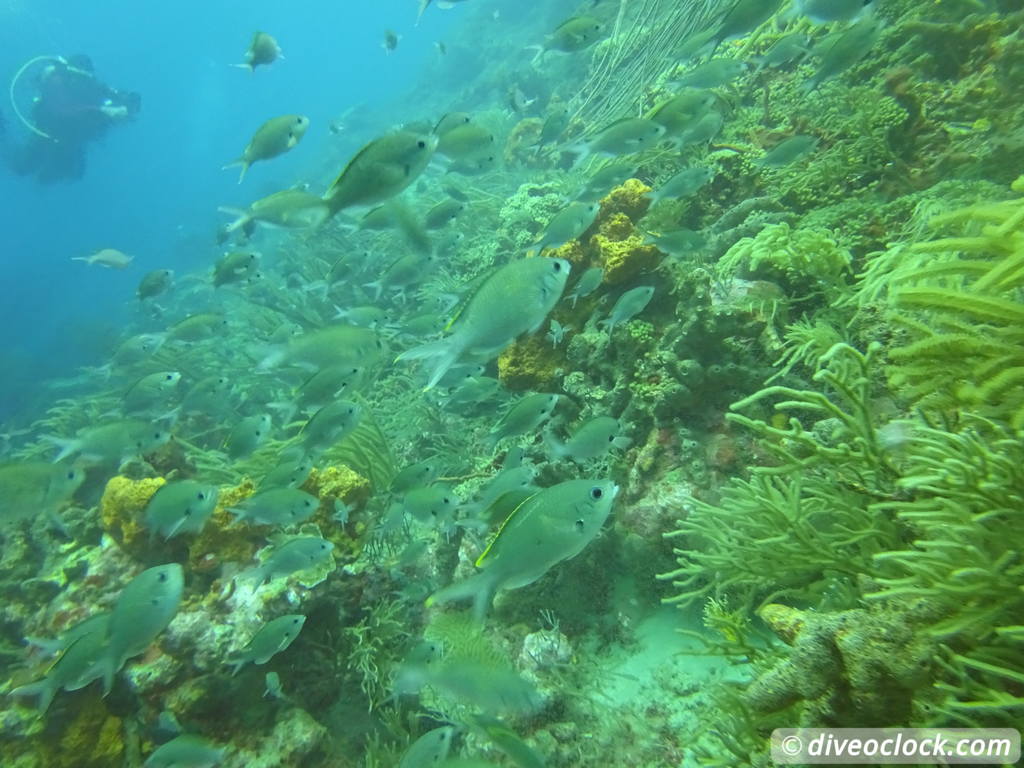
197 492 206 500
575 519 585 531
67 470 76 479
165 374 173 381
158 572 168 581
154 432 162 439
553 261 562 272
348 407 354 414
417 140 427 149
608 434 615 442
590 486 603 500
443 497 450 504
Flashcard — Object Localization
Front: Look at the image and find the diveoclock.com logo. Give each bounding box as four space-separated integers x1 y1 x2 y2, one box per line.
770 728 1021 765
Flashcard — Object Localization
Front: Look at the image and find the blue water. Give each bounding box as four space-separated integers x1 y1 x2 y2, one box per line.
0 0 469 422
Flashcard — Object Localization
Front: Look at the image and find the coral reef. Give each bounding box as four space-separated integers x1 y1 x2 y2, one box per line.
717 222 852 299
747 602 935 726
99 475 166 553
865 176 1024 426
187 478 259 575
2 2 1024 767
497 334 562 391
503 117 543 168
591 214 662 285
596 178 652 225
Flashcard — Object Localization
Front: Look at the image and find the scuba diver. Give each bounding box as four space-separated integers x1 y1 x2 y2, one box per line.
2 54 140 183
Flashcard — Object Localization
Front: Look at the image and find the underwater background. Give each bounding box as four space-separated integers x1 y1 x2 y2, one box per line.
1 0 1023 765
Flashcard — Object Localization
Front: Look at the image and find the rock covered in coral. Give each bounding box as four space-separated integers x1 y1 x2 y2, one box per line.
303 464 370 538
717 222 851 293
100 475 166 553
498 334 562 391
591 215 662 285
747 602 935 725
223 708 327 768
519 629 572 673
598 178 652 223
504 117 544 167
496 183 565 253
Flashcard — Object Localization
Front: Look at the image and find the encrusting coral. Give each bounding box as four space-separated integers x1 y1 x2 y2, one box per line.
748 601 935 726
99 475 166 553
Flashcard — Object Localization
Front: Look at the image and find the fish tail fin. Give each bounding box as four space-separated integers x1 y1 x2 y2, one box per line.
267 400 298 426
395 339 460 391
70 256 90 263
230 63 253 71
426 571 499 621
362 280 384 301
10 680 56 714
564 144 590 169
245 565 268 586
542 429 567 458
257 346 285 371
222 159 250 183
483 431 500 453
525 45 544 66
99 652 118 697
217 206 251 233
226 507 246 525
416 0 430 25
42 435 80 463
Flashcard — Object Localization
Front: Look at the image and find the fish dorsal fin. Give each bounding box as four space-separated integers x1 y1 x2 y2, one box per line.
326 137 384 197
475 489 540 567
443 266 499 331
45 632 90 676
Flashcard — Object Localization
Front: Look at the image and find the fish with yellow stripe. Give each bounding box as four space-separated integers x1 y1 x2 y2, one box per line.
427 479 617 619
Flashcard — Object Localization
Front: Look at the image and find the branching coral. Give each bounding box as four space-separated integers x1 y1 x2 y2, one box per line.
325 410 396 493
344 598 410 711
864 418 1024 723
863 175 1024 426
658 344 904 609
572 0 721 130
717 222 852 300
